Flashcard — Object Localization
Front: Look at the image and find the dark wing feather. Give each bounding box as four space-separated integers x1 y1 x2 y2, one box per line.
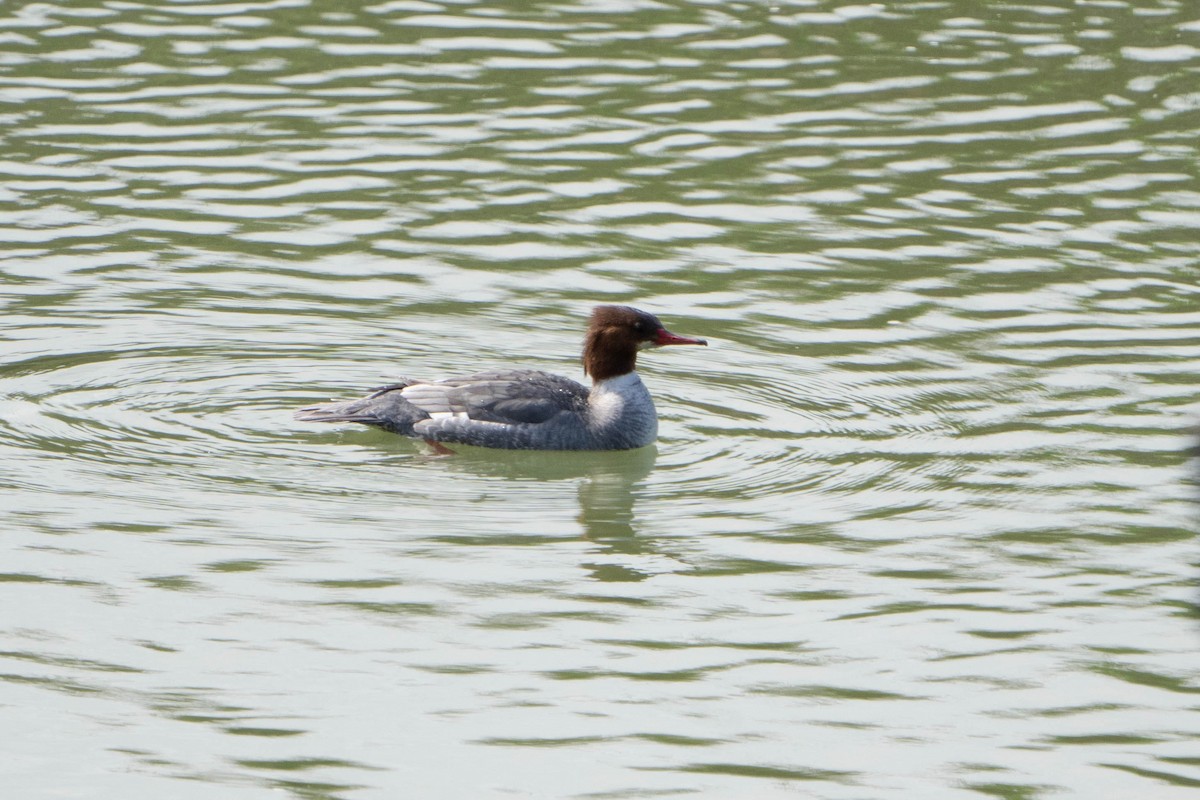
411 369 588 425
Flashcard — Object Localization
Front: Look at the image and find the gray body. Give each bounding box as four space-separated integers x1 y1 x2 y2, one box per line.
295 369 658 451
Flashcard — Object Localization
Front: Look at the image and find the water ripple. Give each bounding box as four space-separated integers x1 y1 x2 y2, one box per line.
3 1 1199 798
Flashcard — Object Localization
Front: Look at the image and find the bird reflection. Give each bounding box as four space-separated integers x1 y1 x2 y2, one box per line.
573 447 658 582
409 443 660 582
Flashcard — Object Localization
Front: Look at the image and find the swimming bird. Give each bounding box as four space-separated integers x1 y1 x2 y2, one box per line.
294 305 707 450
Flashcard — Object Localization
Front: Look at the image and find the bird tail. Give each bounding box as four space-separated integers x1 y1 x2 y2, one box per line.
294 382 420 433
294 397 385 426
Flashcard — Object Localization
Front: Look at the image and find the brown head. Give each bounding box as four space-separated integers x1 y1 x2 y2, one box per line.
582 305 707 382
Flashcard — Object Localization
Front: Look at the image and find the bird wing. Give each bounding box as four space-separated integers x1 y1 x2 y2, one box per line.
399 369 589 426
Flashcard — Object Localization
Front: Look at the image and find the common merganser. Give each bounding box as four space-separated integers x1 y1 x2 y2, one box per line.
294 305 707 451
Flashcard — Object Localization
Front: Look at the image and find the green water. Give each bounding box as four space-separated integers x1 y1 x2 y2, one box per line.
2 1 1198 798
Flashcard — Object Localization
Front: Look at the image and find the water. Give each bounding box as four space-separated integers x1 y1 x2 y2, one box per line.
3 1 1199 797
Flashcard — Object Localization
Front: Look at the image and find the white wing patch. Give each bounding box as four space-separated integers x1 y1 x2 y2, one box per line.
427 410 469 420
401 383 460 416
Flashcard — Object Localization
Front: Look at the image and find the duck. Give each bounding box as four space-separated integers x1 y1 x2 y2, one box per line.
294 305 707 450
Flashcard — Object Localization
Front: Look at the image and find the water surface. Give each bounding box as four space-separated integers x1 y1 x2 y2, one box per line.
3 1 1199 798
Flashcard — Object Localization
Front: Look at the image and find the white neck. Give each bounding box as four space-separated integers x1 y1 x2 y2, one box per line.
591 371 642 395
588 371 655 442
